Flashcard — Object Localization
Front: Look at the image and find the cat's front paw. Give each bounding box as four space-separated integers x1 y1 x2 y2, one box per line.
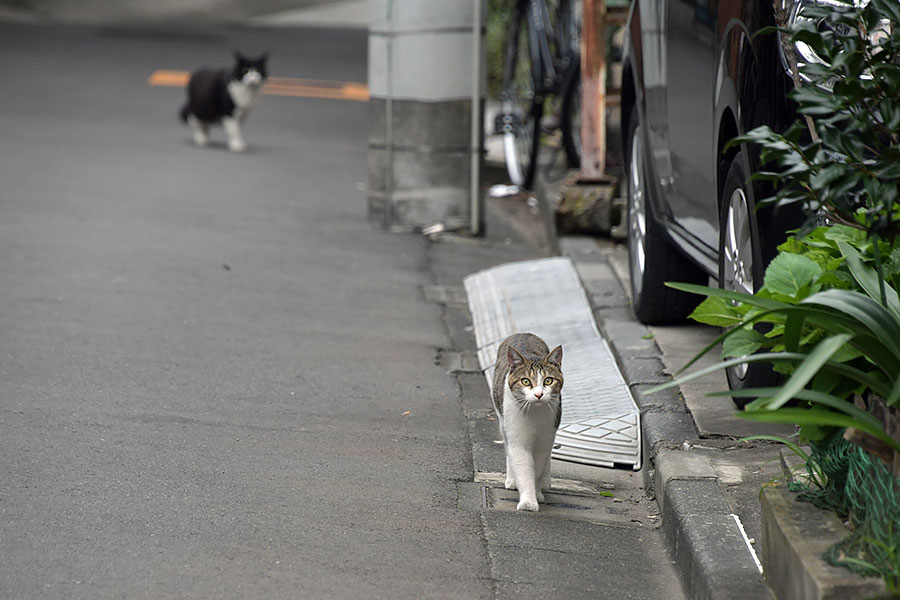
517 498 540 512
228 139 247 152
536 490 545 503
504 477 517 490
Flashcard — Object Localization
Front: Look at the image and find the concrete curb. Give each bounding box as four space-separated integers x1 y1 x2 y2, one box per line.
559 236 773 600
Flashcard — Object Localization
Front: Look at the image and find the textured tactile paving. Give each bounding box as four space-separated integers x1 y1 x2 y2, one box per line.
464 257 641 469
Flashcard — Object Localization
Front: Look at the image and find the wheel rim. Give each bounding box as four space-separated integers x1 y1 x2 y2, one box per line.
502 21 536 187
723 187 754 379
628 124 646 299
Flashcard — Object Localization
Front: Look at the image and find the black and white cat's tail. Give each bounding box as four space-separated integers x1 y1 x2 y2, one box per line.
179 103 191 124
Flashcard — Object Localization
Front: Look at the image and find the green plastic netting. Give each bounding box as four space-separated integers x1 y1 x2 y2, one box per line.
791 431 900 590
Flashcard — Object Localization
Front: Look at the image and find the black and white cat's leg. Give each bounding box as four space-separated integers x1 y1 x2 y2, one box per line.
223 116 247 152
188 116 210 147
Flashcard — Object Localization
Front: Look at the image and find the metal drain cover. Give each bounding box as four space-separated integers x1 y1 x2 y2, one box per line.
464 257 641 470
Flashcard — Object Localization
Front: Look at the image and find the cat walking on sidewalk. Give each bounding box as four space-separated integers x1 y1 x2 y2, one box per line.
492 333 563 512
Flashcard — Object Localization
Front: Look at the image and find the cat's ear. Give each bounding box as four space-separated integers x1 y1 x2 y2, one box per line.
258 52 269 64
546 345 563 367
507 347 525 368
233 50 246 63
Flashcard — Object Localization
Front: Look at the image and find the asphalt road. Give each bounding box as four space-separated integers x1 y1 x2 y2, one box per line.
0 18 692 600
0 22 490 598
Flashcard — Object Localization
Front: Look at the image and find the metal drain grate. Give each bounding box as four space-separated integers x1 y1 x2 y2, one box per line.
464 257 641 470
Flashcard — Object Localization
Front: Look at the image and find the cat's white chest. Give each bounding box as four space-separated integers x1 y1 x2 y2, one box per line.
501 385 557 446
227 80 261 113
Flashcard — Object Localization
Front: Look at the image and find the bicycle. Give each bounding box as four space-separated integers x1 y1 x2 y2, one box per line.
497 0 582 190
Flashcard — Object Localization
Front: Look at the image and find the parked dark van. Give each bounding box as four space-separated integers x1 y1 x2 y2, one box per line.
621 0 808 393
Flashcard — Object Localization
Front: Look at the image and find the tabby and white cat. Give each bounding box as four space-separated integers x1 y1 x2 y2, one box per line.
491 333 563 512
179 51 268 152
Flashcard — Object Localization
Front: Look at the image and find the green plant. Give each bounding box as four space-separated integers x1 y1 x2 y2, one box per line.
648 0 900 586
735 0 900 246
659 240 900 450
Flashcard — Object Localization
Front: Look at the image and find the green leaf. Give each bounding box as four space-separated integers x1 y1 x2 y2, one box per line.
798 423 831 442
722 328 766 358
763 253 824 300
783 312 805 353
810 164 850 190
665 282 787 311
769 333 853 409
688 296 745 327
729 387 883 429
740 434 810 461
837 240 900 321
801 289 900 365
646 350 892 400
765 334 855 409
738 408 900 453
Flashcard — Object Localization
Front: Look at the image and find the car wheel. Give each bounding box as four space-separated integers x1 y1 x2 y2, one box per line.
626 107 706 324
718 151 779 407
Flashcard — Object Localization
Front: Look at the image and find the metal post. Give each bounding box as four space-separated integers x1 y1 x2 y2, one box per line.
470 0 484 236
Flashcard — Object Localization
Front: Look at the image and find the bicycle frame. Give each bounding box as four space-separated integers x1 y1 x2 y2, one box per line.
528 0 555 95
526 0 578 98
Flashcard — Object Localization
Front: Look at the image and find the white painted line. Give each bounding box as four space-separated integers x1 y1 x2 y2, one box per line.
732 513 763 574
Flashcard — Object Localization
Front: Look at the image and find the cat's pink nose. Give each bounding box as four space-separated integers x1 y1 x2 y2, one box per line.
534 390 543 399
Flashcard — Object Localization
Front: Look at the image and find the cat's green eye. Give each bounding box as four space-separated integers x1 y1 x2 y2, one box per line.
520 378 531 387
544 377 554 386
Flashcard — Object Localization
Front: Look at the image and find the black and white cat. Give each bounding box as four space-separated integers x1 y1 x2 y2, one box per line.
179 52 268 152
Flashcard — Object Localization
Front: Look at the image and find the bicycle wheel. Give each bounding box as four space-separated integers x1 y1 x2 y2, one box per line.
556 0 581 168
501 1 542 189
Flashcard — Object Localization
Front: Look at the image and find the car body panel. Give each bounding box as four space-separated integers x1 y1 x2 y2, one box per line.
622 0 797 281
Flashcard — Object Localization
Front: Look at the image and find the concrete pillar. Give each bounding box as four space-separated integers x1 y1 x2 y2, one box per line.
368 0 485 233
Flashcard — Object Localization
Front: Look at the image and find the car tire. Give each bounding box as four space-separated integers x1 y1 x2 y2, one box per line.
718 151 780 408
626 107 707 324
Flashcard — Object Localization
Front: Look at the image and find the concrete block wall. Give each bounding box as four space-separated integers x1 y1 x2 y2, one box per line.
368 0 485 232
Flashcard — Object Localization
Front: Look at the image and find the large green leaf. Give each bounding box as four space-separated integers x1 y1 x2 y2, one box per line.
722 328 767 358
646 351 892 399
720 387 883 430
737 408 900 453
801 289 900 361
783 312 805 353
689 296 745 327
765 334 854 409
837 240 900 322
740 434 810 461
665 282 786 311
764 253 823 301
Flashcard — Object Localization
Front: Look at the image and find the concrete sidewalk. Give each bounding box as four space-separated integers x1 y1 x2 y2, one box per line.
426 193 685 599
448 152 891 597
429 182 781 598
